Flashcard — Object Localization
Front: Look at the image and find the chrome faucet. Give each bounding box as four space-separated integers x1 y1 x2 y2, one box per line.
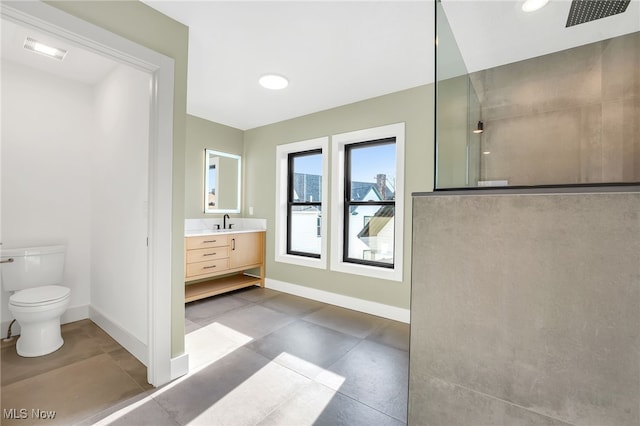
223 214 230 229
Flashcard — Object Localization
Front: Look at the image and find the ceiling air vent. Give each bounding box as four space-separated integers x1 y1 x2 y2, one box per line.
566 0 631 27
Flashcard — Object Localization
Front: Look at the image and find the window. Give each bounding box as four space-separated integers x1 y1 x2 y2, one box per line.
344 139 396 268
331 123 404 281
275 137 328 269
287 150 322 258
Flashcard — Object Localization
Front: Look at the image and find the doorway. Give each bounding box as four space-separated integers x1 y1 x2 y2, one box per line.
1 1 174 386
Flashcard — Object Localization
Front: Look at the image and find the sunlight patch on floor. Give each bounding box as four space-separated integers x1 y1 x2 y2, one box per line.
185 322 253 372
88 327 348 425
189 352 345 426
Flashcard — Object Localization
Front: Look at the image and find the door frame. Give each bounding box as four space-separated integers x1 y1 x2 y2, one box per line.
1 1 175 386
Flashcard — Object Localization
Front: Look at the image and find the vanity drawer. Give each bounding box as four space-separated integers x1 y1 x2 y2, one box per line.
186 247 229 263
186 258 229 277
186 235 229 249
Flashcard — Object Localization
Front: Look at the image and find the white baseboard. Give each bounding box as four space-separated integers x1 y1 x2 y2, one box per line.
62 304 90 325
171 353 189 380
90 306 148 366
1 304 89 338
265 278 410 323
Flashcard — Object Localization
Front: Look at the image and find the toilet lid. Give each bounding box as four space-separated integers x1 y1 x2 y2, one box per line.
10 285 70 306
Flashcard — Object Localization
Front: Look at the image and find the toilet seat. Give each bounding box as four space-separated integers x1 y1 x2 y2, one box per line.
10 285 70 307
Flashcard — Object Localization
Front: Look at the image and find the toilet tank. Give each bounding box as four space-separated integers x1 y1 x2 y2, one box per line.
0 245 66 292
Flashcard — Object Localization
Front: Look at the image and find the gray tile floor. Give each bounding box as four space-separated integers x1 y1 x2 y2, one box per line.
87 286 410 425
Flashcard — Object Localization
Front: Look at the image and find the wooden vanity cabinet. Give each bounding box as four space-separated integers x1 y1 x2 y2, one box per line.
184 231 265 303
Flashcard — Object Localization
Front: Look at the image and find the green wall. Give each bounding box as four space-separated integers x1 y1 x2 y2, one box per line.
185 115 244 218
48 0 189 357
244 85 434 310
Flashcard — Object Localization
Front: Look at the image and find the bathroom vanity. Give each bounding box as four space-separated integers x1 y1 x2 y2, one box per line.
184 229 265 303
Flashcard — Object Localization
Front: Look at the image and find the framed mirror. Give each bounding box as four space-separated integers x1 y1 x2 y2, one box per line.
204 149 241 213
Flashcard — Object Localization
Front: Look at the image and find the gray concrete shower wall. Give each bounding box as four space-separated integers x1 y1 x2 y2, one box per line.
409 191 640 425
470 32 640 185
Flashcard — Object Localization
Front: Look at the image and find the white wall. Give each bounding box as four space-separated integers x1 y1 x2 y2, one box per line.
1 59 150 362
92 64 150 350
1 60 93 326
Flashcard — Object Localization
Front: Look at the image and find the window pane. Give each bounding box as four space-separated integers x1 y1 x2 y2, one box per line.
349 142 395 201
292 153 322 202
347 205 394 265
289 205 322 255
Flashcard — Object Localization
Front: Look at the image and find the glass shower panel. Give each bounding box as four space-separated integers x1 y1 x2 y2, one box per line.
435 1 640 189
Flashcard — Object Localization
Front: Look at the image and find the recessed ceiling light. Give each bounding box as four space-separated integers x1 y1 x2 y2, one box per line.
483 151 491 155
24 37 67 61
522 0 549 12
259 74 288 90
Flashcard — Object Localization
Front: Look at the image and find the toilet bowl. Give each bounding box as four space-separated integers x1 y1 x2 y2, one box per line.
1 245 71 357
9 285 70 357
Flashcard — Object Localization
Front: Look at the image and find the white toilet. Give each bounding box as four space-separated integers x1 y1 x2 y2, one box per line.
1 245 71 357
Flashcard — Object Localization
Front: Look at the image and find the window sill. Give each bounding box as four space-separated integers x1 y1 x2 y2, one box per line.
330 260 402 282
275 253 326 270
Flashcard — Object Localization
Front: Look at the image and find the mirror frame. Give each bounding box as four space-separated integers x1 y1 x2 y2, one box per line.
204 149 241 214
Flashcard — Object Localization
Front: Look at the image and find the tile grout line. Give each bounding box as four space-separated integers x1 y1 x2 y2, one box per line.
312 378 408 425
182 288 409 424
423 374 578 426
244 322 408 424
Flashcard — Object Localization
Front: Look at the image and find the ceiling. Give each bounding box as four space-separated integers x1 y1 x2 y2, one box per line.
142 1 434 130
442 0 640 74
3 1 638 131
1 18 118 85
142 0 640 130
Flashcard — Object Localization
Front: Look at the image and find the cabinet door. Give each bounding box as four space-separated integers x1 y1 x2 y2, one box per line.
229 232 264 269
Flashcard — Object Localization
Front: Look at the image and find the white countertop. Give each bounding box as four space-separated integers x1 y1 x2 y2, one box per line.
184 218 267 237
185 228 265 237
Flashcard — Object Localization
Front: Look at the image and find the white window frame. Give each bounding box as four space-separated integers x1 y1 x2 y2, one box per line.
330 123 405 281
275 137 329 269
